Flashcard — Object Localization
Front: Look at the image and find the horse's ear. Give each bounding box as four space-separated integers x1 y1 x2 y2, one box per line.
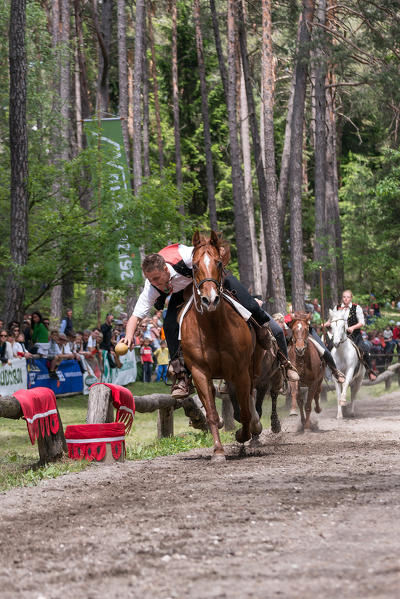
192 231 201 247
210 230 219 248
287 315 294 329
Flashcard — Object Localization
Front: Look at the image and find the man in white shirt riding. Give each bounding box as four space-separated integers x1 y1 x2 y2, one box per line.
123 242 299 398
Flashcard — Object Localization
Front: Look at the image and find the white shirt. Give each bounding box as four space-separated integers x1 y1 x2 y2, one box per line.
133 245 194 319
12 341 24 357
340 302 365 326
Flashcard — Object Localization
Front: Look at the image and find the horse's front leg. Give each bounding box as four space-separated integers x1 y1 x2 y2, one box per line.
234 373 259 443
270 390 281 433
191 366 225 461
340 368 354 407
289 380 299 416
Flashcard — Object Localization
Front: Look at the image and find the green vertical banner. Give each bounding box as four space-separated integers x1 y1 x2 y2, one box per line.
83 117 142 286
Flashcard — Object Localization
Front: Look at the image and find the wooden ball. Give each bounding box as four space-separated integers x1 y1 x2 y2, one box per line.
115 342 129 356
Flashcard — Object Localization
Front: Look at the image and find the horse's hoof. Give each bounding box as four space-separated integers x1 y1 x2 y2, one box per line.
218 417 224 429
315 406 322 414
249 435 262 448
271 422 281 434
289 409 298 416
339 400 347 407
235 428 251 444
211 453 226 464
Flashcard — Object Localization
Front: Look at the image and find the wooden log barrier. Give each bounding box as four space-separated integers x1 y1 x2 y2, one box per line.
87 385 208 438
0 395 67 464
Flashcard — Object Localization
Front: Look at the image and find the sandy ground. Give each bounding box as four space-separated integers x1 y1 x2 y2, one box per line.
1 390 400 599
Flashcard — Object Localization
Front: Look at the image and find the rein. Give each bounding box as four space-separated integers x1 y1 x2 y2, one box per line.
192 251 225 314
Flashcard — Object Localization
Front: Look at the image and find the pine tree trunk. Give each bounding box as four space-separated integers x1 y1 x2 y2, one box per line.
133 0 145 194
194 0 217 231
289 0 315 311
313 0 328 299
226 0 253 290
276 69 296 243
171 0 184 211
95 0 112 117
142 31 151 179
260 0 286 313
117 0 130 167
148 5 164 172
209 0 228 98
5 0 28 325
239 66 262 296
326 73 341 304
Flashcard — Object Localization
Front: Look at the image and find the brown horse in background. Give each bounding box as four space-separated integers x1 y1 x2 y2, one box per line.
287 313 324 430
180 231 264 461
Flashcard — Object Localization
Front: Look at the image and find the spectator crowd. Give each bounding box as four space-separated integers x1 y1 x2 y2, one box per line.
0 307 169 384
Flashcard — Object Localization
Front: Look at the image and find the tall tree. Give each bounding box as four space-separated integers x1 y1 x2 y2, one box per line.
193 0 217 230
312 0 328 295
239 65 262 296
142 31 151 179
5 0 28 324
94 0 112 117
237 0 285 308
226 0 253 290
289 0 315 311
50 0 72 322
171 0 183 211
117 0 130 166
133 0 145 194
148 3 164 172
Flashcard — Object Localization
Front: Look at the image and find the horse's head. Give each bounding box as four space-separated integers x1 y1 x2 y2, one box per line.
288 312 310 356
329 308 347 348
192 230 226 312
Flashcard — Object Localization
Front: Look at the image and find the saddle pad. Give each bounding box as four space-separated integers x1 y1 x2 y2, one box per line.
309 336 325 357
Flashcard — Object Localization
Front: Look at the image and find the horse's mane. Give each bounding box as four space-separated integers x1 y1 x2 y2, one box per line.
292 311 310 322
192 231 231 267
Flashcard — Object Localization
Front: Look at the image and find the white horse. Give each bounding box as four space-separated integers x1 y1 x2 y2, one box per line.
329 308 365 419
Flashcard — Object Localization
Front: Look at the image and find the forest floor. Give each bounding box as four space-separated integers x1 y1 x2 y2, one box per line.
1 388 400 598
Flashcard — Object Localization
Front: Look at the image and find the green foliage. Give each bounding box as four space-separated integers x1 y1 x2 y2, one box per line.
340 150 400 297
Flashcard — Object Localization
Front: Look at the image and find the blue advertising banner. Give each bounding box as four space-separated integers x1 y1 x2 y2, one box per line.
27 359 83 395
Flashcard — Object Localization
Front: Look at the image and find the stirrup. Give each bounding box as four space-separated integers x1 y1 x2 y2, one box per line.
278 352 299 382
332 369 345 384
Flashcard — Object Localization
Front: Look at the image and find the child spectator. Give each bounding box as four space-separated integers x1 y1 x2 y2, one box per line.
154 340 169 382
140 337 153 383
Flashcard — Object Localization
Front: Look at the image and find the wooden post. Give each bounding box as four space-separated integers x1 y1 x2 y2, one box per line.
0 396 66 464
221 395 235 431
157 406 174 438
87 384 114 424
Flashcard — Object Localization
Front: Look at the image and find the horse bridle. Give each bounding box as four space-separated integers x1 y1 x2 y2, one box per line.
192 260 224 297
331 317 348 346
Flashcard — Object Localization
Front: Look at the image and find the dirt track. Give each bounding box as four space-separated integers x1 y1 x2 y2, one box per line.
1 390 400 599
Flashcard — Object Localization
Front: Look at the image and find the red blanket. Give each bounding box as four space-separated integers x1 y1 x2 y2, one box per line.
65 423 125 461
13 387 59 445
90 383 135 434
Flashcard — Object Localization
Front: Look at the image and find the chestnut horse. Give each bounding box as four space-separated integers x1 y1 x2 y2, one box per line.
287 313 324 429
180 231 264 461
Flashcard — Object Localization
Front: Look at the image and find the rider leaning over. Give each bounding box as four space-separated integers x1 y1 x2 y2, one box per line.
325 289 377 382
123 238 299 398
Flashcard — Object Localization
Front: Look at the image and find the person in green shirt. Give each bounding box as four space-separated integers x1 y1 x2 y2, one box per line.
31 311 49 356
